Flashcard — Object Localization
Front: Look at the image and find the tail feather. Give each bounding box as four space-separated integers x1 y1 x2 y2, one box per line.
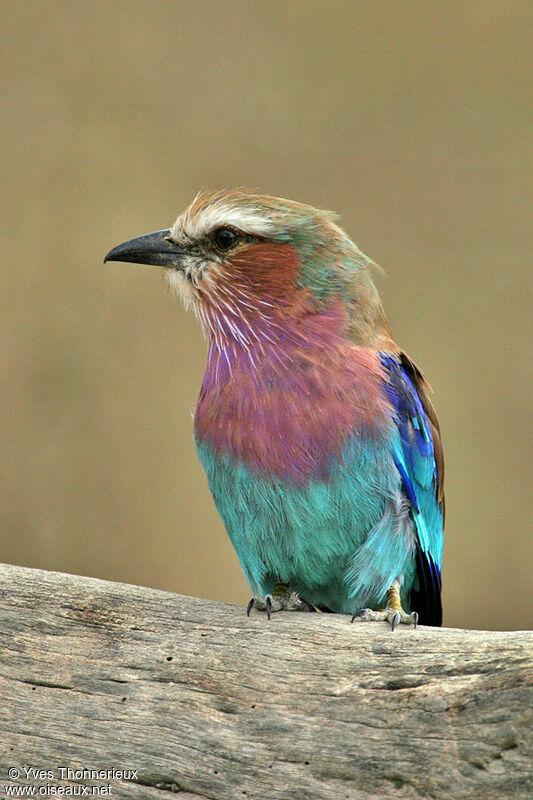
410 544 442 626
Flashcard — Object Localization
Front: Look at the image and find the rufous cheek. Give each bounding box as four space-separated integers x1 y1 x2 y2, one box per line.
225 243 307 304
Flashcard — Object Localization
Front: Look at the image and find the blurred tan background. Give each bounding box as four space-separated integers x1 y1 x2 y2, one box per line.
1 1 531 630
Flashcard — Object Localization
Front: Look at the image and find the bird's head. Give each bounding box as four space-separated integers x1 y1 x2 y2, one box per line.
105 189 390 348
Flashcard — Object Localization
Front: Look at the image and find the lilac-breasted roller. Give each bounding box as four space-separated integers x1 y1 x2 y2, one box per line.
105 190 444 628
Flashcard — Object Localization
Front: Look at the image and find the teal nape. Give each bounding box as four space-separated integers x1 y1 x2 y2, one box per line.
105 189 444 629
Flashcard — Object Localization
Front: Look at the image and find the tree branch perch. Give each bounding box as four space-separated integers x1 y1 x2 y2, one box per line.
1 563 531 799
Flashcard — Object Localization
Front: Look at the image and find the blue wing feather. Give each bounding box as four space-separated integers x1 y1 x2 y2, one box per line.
381 353 444 625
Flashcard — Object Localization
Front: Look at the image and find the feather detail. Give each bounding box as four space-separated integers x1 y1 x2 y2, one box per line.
399 352 445 507
195 302 393 486
380 353 444 625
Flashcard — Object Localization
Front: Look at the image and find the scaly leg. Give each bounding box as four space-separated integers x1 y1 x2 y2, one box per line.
247 582 316 619
351 579 418 631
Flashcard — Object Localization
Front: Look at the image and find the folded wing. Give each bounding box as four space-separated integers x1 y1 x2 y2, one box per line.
381 352 444 626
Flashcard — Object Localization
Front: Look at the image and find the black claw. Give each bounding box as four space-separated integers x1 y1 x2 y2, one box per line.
351 608 368 623
391 612 401 632
300 596 317 612
412 611 419 629
246 597 255 617
265 595 272 621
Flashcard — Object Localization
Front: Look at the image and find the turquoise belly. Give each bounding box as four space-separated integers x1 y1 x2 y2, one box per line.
196 434 414 614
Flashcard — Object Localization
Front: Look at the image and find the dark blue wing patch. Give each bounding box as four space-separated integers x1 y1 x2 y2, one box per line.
381 353 444 626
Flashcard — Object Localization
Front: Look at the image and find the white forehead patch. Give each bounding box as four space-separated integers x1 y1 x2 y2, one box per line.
170 200 276 242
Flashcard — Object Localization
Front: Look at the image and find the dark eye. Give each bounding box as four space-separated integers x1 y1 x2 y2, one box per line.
214 227 240 251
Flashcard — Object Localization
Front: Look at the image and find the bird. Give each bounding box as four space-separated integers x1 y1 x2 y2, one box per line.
105 190 444 629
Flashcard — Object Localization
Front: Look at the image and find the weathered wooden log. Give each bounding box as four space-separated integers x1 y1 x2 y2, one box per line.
1 562 531 799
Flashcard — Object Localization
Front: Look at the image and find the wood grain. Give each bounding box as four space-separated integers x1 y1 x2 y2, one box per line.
1 563 531 799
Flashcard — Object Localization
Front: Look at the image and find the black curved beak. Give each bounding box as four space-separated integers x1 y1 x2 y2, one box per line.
104 229 186 268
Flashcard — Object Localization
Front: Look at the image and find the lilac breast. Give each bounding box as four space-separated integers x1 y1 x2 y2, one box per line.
194 304 393 486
